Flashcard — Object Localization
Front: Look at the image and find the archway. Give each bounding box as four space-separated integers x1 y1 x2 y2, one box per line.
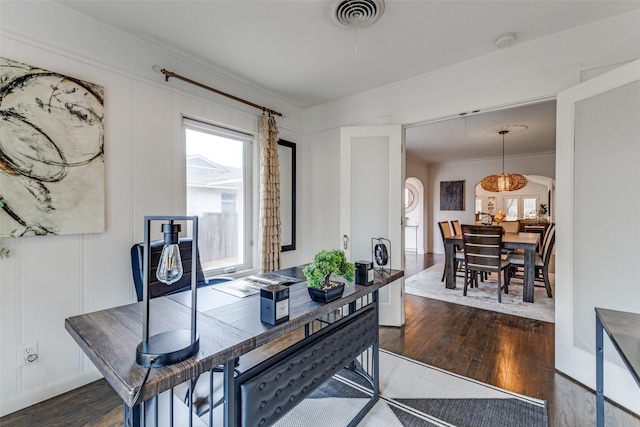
404 177 425 254
474 175 554 225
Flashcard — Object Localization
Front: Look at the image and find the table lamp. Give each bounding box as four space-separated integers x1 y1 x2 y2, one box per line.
136 216 199 367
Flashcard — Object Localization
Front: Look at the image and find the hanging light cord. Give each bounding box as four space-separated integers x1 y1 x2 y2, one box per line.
500 130 508 174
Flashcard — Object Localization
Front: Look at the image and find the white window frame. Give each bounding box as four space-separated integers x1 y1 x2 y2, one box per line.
502 195 539 220
183 117 254 277
522 196 539 219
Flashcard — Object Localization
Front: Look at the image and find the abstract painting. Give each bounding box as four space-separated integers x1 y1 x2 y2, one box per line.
0 57 104 236
440 180 464 211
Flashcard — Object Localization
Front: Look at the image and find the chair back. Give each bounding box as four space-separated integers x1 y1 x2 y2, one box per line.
461 224 504 273
131 238 206 302
438 221 453 243
450 220 462 236
501 220 519 234
540 223 555 253
541 225 556 266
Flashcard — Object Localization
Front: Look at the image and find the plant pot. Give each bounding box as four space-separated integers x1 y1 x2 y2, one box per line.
307 283 345 303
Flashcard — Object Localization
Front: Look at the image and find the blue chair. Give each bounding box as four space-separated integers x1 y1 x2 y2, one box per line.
130 238 207 302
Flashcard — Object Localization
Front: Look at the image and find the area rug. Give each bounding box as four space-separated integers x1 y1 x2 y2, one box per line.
405 262 554 323
274 349 548 427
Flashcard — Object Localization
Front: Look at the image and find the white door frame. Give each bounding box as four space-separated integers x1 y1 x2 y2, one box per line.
556 58 640 414
340 125 404 327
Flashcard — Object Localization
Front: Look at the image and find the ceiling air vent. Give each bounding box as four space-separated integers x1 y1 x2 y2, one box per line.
330 0 385 29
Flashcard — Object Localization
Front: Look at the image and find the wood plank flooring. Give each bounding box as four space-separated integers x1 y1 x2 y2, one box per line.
2 253 639 426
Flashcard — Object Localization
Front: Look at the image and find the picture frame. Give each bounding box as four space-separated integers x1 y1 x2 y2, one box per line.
278 139 296 251
440 180 465 211
0 57 105 237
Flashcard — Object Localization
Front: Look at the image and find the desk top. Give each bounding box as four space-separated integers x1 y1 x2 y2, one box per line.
595 308 640 388
65 267 403 406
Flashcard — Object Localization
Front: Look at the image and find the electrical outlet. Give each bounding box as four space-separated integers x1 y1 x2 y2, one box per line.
18 342 38 366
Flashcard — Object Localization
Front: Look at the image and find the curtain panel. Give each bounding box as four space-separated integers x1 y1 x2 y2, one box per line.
259 114 282 272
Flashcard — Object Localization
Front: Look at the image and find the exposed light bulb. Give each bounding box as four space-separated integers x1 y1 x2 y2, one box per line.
157 244 183 285
156 223 183 285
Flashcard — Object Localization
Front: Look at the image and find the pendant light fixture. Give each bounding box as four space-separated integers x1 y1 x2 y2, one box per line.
480 129 528 192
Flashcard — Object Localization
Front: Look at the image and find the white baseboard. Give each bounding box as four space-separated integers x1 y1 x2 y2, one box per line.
0 369 103 417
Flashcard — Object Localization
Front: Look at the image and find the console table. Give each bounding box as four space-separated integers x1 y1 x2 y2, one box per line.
65 267 402 426
595 308 640 426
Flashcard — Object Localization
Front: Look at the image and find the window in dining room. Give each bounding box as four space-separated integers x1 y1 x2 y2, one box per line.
475 197 483 214
504 197 518 221
523 197 538 219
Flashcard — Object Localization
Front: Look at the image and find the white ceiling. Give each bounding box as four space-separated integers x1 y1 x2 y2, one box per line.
56 0 640 109
53 1 638 162
405 100 557 164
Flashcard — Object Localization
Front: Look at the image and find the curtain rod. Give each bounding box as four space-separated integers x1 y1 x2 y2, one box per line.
152 65 283 117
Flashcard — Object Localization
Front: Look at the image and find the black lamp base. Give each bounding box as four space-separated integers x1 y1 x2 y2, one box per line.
136 330 199 367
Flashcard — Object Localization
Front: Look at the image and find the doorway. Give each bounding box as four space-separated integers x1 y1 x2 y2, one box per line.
404 99 557 256
404 177 424 254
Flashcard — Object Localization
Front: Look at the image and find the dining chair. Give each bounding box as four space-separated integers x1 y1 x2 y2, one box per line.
501 220 520 234
439 221 464 282
450 220 462 236
540 223 555 255
507 225 555 298
461 224 511 303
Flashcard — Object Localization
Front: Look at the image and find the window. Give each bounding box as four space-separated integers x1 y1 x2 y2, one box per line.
221 193 236 214
523 197 538 219
475 197 483 214
503 196 539 220
184 118 253 274
404 182 419 213
504 198 518 221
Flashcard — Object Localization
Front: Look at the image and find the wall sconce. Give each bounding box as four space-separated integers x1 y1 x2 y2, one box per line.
136 216 199 367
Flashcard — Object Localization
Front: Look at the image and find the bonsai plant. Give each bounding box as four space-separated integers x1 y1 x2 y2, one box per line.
303 249 355 302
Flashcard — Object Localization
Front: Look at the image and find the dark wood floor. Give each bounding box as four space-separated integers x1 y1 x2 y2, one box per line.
3 254 639 426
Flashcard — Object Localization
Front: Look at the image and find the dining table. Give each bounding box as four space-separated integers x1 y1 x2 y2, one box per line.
444 231 540 303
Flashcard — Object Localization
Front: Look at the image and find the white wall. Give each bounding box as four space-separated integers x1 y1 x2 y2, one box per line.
428 153 555 253
405 158 429 253
0 2 304 415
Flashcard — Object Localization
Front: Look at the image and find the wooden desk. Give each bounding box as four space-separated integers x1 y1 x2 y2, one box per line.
445 232 540 302
65 267 402 426
595 308 640 426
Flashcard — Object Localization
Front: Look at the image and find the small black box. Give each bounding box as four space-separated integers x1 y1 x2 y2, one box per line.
260 284 290 325
355 261 374 285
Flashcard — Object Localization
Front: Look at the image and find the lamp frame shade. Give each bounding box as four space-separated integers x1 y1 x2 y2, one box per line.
481 130 528 192
481 173 528 192
136 215 199 367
